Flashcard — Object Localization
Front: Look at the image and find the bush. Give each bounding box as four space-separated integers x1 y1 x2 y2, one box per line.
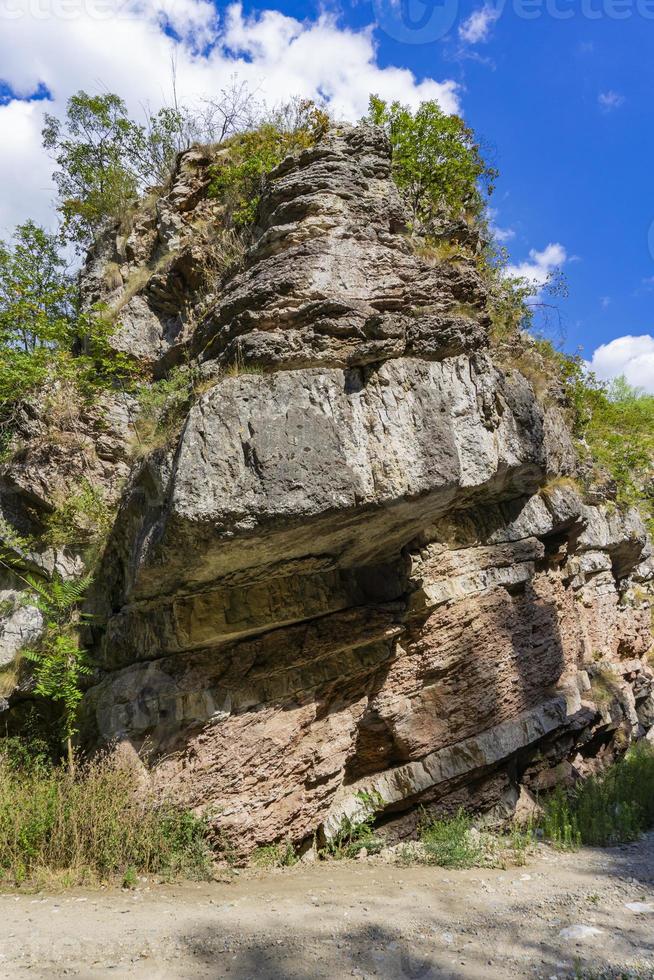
131 365 200 456
209 99 329 227
251 841 298 869
542 742 654 849
418 808 484 868
412 808 535 869
0 751 211 887
365 95 497 227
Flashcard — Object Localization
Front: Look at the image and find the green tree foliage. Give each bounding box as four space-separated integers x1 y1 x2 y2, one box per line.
0 220 138 453
43 85 262 248
0 222 75 423
209 99 330 227
365 95 497 226
570 370 654 527
42 93 142 248
42 92 197 247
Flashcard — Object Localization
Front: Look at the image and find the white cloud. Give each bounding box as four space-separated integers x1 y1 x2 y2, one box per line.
486 208 514 243
598 90 625 112
587 335 654 393
505 242 567 289
458 6 500 44
0 1 461 232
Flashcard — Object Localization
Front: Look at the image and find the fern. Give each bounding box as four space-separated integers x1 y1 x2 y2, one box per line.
22 573 94 762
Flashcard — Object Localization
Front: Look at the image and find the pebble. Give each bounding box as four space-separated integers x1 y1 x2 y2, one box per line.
558 924 603 942
625 901 654 913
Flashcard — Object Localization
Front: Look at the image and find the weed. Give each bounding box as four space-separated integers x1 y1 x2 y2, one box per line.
251 841 298 869
130 365 198 457
541 742 654 848
43 479 112 551
418 808 484 868
589 667 621 707
322 790 385 860
0 750 212 887
541 786 582 851
224 357 265 378
122 865 138 889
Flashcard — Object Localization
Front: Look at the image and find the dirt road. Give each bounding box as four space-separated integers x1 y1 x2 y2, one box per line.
3 836 654 979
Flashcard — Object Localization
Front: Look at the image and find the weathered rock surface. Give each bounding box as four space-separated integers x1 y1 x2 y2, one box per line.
2 123 653 855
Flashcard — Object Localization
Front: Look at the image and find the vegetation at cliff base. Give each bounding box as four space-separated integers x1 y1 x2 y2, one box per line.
0 748 211 887
542 742 654 850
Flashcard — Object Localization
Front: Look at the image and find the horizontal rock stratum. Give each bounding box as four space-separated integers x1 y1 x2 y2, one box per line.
2 124 653 856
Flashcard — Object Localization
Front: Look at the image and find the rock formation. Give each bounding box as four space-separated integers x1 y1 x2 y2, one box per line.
2 124 653 855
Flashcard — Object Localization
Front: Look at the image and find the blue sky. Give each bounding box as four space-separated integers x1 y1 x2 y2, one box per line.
1 0 652 386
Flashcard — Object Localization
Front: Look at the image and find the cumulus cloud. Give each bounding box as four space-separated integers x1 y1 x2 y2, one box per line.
487 209 514 243
0 1 460 232
458 6 500 44
587 334 654 394
505 242 567 289
598 90 625 112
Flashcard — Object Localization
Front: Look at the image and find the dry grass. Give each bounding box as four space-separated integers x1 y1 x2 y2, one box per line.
0 750 212 888
108 266 154 317
102 261 123 292
413 238 473 265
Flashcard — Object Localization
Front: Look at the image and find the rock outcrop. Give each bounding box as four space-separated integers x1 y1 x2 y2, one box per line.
2 124 653 855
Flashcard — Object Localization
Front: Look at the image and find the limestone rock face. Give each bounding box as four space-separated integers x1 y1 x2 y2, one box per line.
2 124 653 854
194 126 488 371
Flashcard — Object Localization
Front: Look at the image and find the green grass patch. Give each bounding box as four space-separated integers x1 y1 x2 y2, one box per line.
542 742 654 849
0 750 212 888
251 841 299 869
321 790 385 860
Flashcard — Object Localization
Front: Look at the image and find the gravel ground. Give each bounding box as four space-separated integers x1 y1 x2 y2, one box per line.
3 835 654 979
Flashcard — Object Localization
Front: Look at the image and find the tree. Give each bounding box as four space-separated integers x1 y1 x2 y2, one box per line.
0 221 73 353
43 85 264 248
365 95 497 227
0 222 75 426
42 93 144 248
23 574 94 772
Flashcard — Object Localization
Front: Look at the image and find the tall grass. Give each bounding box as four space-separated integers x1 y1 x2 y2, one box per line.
542 742 654 849
0 750 212 887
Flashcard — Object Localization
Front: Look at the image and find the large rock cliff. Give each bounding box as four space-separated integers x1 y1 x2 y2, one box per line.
2 125 653 855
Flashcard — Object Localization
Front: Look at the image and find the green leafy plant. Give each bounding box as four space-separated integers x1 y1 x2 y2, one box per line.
42 93 199 248
365 95 497 227
131 364 202 456
21 574 94 770
44 479 113 551
418 807 484 868
541 743 654 849
0 750 211 887
209 99 329 227
322 789 385 860
250 840 298 869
